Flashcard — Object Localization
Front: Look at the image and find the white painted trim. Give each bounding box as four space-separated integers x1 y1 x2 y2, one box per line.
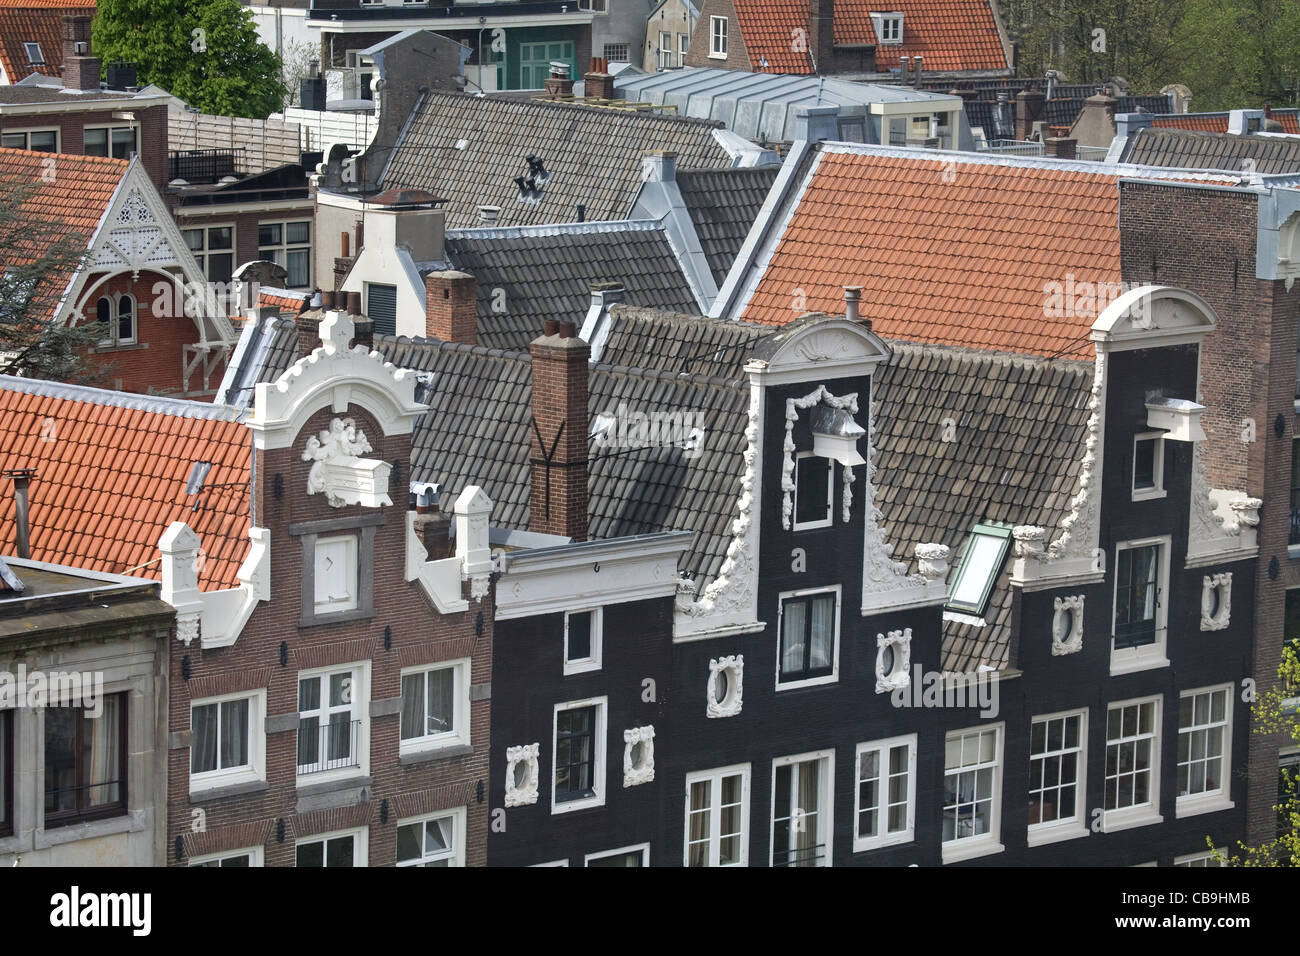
1175 683 1233 814
294 660 371 784
1102 694 1162 831
1131 431 1166 501
563 607 603 675
940 722 1005 864
551 696 608 815
584 842 650 866
774 583 841 690
791 452 833 530
1109 535 1171 676
1026 708 1087 836
683 762 751 867
294 826 369 867
188 845 265 867
188 689 267 794
852 734 916 852
395 806 466 866
769 749 835 867
398 658 471 756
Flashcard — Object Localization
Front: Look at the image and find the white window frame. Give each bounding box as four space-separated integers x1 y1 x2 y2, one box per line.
532 858 570 867
1103 694 1164 832
684 763 751 867
395 806 466 867
775 584 841 690
1174 848 1225 867
551 696 607 814
188 846 265 867
563 607 603 675
941 722 1005 863
584 843 649 866
256 219 313 290
0 127 59 152
1176 683 1234 817
709 16 728 58
1026 709 1089 846
399 658 470 755
853 734 916 852
679 32 689 64
23 42 43 65
770 749 835 867
1131 431 1167 501
93 292 137 348
792 451 834 530
189 689 266 794
313 533 359 614
294 827 368 867
659 30 673 69
1110 535 1171 675
295 661 369 783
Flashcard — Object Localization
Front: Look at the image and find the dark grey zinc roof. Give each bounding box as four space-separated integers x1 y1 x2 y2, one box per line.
598 305 769 376
381 92 735 228
873 342 1093 672
376 333 749 591
1126 127 1300 174
675 165 780 286
443 222 700 352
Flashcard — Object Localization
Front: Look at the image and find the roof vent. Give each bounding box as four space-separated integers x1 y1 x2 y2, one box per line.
185 461 213 496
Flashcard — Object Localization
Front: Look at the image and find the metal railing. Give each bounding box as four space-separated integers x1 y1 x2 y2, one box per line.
168 148 244 184
979 138 1045 157
1077 145 1111 162
772 842 827 867
297 718 361 775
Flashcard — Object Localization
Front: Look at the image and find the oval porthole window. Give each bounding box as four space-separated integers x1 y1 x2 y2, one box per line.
512 760 527 790
714 669 729 704
880 644 895 676
630 741 644 769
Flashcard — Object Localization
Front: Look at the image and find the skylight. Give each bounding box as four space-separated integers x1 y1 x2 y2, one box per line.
946 523 1013 616
24 42 43 66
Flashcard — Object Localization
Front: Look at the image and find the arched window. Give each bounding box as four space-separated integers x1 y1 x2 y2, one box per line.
117 294 135 344
95 296 111 326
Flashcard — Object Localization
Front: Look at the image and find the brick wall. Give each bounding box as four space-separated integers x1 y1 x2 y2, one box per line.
165 401 493 866
1121 180 1300 847
75 270 223 396
0 102 168 193
685 0 751 71
528 328 589 540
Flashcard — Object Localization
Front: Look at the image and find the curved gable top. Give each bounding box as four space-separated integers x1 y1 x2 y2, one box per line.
1090 285 1218 351
250 310 426 450
748 313 891 381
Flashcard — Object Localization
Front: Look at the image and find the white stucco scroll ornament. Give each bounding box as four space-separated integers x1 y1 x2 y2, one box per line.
623 726 656 787
301 417 393 508
875 628 912 694
1051 595 1084 656
1200 572 1232 631
504 743 540 807
707 655 744 718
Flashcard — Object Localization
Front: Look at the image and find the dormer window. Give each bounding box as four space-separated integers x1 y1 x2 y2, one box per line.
946 524 1012 618
1132 432 1166 501
23 43 43 66
794 452 833 530
871 13 904 45
710 16 728 58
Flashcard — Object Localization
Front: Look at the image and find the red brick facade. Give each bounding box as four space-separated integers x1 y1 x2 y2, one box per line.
165 400 493 867
1120 180 1299 846
0 103 168 193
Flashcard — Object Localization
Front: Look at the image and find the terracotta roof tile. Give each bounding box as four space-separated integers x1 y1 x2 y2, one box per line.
0 2 94 83
0 377 250 590
730 0 1009 75
741 150 1128 358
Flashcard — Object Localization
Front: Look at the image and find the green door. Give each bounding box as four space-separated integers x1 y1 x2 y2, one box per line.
519 41 575 89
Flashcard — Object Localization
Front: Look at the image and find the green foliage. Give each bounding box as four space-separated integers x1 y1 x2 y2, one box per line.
0 180 111 383
1003 0 1300 110
92 0 286 119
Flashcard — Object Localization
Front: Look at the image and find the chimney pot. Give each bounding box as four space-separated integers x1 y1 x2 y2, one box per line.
843 286 862 323
341 231 351 259
5 469 34 560
543 319 559 336
558 320 577 339
346 291 362 316
321 290 337 309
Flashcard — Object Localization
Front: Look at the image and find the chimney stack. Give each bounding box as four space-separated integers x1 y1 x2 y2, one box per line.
61 17 99 91
425 270 478 344
296 310 323 358
809 0 835 74
5 469 34 559
912 54 923 86
584 56 616 100
528 323 589 541
544 61 574 98
1016 89 1046 140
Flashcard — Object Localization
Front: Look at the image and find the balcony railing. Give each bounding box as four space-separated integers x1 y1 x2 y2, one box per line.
297 718 361 775
1114 620 1158 650
978 138 1046 157
168 148 245 185
772 842 827 867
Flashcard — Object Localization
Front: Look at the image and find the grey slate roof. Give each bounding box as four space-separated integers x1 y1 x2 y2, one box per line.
873 343 1094 672
675 166 781 286
1125 127 1300 174
380 92 736 228
377 331 750 590
378 310 1094 673
443 222 701 351
216 317 300 406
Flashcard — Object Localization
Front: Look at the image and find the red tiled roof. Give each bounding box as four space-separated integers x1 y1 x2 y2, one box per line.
741 151 1122 358
0 146 125 316
259 290 309 313
0 2 94 83
0 380 251 590
1151 111 1300 135
731 0 1010 75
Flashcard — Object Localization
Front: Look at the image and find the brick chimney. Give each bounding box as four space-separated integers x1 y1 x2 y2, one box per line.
425 270 477 344
529 320 589 541
1016 89 1046 140
809 0 835 73
584 57 615 100
543 61 574 98
61 16 100 91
